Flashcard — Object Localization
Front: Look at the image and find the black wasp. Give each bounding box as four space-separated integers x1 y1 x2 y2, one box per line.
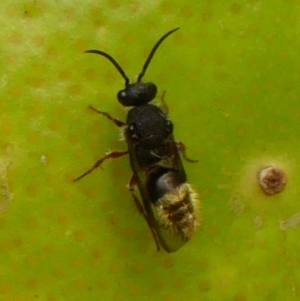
74 28 200 253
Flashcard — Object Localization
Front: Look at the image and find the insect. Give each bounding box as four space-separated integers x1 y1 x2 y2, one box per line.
74 28 200 252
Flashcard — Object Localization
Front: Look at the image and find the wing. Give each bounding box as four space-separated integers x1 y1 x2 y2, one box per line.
127 133 199 253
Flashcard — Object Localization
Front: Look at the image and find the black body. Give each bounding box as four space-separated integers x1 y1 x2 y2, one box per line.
126 104 191 251
126 104 174 167
75 27 198 252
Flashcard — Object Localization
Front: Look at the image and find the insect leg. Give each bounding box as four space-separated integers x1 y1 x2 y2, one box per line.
128 175 161 251
159 90 169 115
89 105 125 127
176 141 198 163
73 151 128 182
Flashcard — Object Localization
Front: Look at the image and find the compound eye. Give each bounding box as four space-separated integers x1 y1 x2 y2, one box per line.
145 83 157 102
118 87 138 107
117 90 128 105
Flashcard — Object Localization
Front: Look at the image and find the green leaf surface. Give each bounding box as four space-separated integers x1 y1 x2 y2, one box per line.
1 1 300 300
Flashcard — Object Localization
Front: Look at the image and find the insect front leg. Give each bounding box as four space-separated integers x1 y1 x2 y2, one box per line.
89 105 125 127
158 91 169 115
73 151 128 182
176 141 198 163
128 175 161 251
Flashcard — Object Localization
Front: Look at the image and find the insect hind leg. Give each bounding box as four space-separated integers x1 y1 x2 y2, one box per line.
129 175 161 251
73 151 128 182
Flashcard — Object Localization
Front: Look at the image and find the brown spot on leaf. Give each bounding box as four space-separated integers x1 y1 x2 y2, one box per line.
258 166 286 195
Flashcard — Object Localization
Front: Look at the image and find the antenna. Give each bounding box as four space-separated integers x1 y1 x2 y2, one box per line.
137 27 180 82
84 27 180 86
85 49 130 86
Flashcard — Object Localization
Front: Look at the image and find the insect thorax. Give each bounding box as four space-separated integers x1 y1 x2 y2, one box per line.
126 104 173 167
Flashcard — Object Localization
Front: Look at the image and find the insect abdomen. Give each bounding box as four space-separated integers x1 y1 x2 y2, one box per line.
148 168 199 241
157 182 198 240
